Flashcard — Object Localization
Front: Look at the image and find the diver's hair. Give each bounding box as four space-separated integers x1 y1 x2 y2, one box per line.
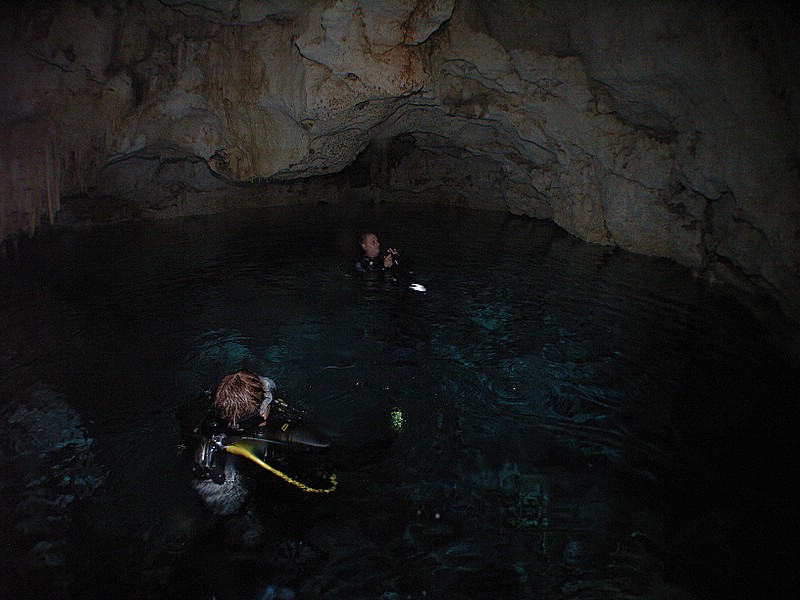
359 232 375 247
211 370 266 427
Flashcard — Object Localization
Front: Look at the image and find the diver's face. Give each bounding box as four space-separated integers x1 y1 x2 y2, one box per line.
362 234 380 258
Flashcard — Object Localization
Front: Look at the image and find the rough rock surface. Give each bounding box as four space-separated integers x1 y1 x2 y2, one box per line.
1 0 798 319
0 384 106 591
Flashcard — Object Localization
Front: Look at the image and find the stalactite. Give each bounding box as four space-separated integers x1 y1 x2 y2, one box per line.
0 116 61 245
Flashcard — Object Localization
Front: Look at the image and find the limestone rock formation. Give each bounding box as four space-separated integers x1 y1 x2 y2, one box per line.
1 0 798 320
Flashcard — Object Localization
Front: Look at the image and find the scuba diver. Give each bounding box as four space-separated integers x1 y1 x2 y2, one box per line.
190 370 337 513
352 230 428 364
355 232 401 274
356 231 405 276
355 231 425 291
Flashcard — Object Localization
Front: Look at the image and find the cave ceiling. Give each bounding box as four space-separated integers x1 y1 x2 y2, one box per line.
1 0 798 320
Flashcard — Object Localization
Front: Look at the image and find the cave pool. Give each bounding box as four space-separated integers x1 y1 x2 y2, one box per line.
1 202 797 599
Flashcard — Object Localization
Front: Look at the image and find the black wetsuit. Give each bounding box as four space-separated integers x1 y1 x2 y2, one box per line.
355 252 408 280
356 253 390 273
192 399 330 484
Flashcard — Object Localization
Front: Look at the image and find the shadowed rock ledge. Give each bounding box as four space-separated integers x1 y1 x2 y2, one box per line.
1 0 798 321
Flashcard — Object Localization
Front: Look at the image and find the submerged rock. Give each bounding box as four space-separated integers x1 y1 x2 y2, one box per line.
0 383 107 582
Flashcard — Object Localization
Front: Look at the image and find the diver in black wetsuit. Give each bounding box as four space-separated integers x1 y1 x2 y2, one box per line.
190 371 333 510
355 232 400 272
355 231 413 286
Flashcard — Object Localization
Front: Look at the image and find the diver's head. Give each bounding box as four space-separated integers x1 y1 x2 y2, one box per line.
360 232 381 258
211 370 271 429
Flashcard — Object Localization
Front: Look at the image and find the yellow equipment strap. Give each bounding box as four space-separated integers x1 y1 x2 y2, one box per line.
225 442 337 494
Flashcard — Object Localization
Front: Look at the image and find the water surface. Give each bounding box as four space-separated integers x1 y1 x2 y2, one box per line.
1 203 797 599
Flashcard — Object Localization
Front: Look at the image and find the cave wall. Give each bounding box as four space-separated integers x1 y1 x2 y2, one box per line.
1 0 798 319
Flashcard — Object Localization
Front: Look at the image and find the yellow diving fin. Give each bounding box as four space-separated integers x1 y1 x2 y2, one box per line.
225 440 337 494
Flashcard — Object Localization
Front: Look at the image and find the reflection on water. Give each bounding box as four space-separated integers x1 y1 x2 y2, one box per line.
1 204 798 599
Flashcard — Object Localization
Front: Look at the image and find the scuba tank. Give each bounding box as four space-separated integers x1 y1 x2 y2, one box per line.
193 434 227 484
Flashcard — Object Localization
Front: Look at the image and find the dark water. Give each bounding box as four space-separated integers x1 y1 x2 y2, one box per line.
1 203 798 599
